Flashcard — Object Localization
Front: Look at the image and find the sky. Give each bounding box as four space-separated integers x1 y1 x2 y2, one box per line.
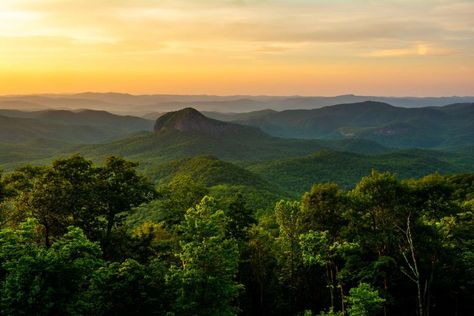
0 0 473 96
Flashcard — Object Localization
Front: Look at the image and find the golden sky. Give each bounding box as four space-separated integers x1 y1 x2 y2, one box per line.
0 0 473 96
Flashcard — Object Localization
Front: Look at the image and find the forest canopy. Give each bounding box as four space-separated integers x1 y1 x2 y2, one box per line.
0 155 472 315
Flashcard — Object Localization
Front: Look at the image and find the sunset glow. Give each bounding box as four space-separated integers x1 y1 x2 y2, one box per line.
1 0 473 96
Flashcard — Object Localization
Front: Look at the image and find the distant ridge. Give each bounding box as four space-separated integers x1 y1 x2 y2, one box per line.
2 93 474 114
227 101 474 149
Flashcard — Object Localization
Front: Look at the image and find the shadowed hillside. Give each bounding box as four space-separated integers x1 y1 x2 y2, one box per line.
224 101 474 149
154 107 265 137
73 108 395 164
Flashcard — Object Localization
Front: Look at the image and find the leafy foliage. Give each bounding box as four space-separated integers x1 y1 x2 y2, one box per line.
168 197 241 316
0 221 103 315
346 283 385 316
0 154 473 315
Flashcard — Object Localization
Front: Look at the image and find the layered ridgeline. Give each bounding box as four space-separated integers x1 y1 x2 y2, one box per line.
0 109 153 168
2 92 474 113
0 109 153 141
76 107 390 163
70 107 474 195
207 101 474 149
1 106 474 196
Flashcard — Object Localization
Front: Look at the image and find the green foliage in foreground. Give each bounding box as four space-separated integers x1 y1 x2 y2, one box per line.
346 283 385 316
1 155 155 255
0 156 473 315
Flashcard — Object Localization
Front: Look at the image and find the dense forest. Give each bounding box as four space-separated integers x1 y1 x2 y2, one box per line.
0 155 472 315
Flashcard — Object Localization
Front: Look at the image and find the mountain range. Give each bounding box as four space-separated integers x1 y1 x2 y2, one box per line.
0 110 152 146
206 101 474 149
70 106 474 195
0 102 473 197
2 93 474 115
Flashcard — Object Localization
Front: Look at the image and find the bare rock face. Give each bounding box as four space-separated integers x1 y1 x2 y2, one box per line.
154 107 258 137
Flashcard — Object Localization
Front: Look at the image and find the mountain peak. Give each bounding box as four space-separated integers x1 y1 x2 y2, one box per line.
154 107 263 137
154 107 215 133
173 107 206 119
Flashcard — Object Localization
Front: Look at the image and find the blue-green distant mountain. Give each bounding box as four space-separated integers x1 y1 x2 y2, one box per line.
212 101 474 149
0 109 153 169
2 93 474 114
0 109 154 144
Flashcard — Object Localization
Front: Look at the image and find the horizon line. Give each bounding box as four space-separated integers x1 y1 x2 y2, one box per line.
1 92 474 99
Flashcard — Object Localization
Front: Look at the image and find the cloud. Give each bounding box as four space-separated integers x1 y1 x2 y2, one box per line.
362 43 456 58
2 1 473 49
0 0 473 95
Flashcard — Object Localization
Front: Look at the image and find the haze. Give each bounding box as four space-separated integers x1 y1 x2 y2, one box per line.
1 0 473 96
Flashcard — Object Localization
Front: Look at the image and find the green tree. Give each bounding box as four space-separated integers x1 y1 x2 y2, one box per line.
49 155 102 239
225 193 256 241
168 196 241 316
241 223 279 314
82 258 169 315
0 221 103 315
154 176 208 231
8 167 75 246
98 156 156 246
348 171 409 314
299 183 347 237
3 156 101 245
316 308 343 316
3 155 155 249
349 171 409 256
0 171 8 227
346 283 385 316
300 230 358 313
275 200 302 283
403 175 464 316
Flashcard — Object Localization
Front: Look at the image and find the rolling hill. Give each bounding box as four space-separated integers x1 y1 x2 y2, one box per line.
0 109 153 131
72 108 393 165
1 107 473 199
0 109 154 169
127 156 286 220
147 155 272 187
0 115 120 144
221 101 474 149
64 108 474 197
247 149 474 195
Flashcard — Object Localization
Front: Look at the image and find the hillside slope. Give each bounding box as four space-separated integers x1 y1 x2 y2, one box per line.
247 149 473 195
74 108 392 164
0 115 120 144
230 101 474 149
0 110 154 169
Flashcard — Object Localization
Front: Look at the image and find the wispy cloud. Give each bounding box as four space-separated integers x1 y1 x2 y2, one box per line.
363 43 456 58
0 0 473 95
